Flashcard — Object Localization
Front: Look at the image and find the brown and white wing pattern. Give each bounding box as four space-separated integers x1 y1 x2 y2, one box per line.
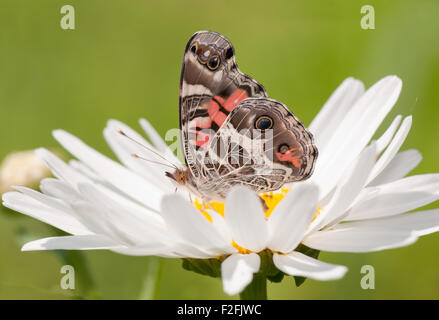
173 31 318 202
197 98 318 201
179 31 267 182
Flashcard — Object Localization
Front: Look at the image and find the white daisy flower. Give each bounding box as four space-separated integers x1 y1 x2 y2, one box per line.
3 75 439 298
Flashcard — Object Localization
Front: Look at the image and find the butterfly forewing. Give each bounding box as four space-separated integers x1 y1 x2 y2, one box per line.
179 31 267 179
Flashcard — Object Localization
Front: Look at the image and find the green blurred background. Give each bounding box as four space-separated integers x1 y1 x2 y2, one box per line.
1 0 439 299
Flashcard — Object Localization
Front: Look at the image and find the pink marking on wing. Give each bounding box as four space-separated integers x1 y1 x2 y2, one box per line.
275 148 303 168
189 129 210 147
214 96 225 105
208 99 228 127
194 134 210 147
223 89 248 112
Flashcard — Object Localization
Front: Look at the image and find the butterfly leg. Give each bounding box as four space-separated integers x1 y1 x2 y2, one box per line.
202 200 218 214
259 196 269 212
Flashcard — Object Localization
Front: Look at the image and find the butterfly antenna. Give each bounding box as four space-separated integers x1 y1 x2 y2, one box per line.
117 129 178 170
131 153 177 170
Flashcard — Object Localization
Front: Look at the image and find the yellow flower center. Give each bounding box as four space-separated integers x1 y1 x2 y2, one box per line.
231 240 252 254
193 188 290 222
192 189 321 254
259 188 290 218
193 200 224 222
313 206 322 221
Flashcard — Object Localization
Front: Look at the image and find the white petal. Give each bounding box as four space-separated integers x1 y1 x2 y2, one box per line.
210 210 233 243
39 178 83 204
310 76 402 197
22 235 121 251
111 245 178 257
12 186 111 239
303 226 417 252
13 186 76 217
68 159 103 182
268 183 319 253
221 253 260 296
41 174 167 245
35 148 89 186
53 130 163 212
104 120 176 192
139 118 181 165
77 183 172 246
139 118 170 152
160 194 234 256
369 149 422 186
309 77 365 152
104 127 169 192
367 116 412 184
69 200 138 246
41 177 164 228
338 209 439 237
309 143 377 233
375 115 402 153
2 191 91 235
225 186 268 252
347 173 439 220
273 252 347 281
169 242 223 259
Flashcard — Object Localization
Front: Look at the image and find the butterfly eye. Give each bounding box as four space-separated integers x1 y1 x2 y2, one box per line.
207 55 220 70
177 173 186 185
190 43 198 55
255 116 273 130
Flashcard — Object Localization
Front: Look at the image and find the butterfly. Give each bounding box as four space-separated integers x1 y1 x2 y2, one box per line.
166 31 318 204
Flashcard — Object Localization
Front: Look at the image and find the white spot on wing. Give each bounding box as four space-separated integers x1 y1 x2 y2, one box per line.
213 71 223 82
183 81 213 96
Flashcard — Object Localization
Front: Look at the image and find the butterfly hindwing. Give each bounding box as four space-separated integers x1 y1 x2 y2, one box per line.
197 98 318 200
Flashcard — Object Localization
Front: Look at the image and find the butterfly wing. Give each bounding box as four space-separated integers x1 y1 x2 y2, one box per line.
179 31 267 181
198 97 318 200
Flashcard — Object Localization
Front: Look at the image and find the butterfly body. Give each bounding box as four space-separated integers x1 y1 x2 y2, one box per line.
169 31 318 202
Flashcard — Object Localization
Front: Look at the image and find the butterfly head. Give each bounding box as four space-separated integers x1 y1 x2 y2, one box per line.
165 168 187 186
166 167 206 199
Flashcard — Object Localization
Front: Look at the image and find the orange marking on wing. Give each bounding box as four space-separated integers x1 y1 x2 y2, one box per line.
212 111 227 127
275 148 303 168
207 90 248 128
214 96 225 105
190 129 210 147
208 100 220 118
208 99 228 127
223 89 248 112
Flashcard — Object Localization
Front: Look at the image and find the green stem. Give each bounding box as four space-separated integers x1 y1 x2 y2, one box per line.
138 256 163 300
239 275 267 300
